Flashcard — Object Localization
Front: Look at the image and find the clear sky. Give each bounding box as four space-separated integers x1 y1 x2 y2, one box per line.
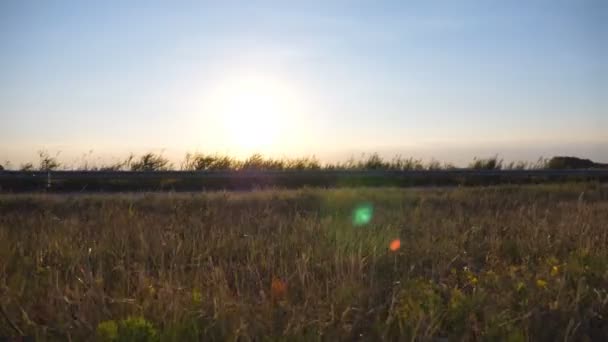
1 0 606 166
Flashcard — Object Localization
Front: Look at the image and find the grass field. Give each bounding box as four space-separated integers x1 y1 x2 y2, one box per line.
1 183 607 340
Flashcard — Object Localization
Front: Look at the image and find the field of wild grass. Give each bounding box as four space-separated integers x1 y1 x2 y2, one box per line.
1 183 607 341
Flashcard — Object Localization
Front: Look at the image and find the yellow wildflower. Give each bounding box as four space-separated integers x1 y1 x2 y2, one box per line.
550 265 559 277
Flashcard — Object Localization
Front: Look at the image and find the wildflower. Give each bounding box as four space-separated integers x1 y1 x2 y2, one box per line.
516 281 525 292
389 239 401 252
536 279 548 289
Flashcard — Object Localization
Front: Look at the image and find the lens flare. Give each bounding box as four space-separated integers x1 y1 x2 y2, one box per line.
352 203 373 226
271 276 287 301
389 239 401 251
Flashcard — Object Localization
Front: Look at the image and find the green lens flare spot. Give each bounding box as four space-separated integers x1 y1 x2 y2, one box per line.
352 203 373 226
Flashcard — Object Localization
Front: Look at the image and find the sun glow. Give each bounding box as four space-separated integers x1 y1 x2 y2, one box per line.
206 75 304 152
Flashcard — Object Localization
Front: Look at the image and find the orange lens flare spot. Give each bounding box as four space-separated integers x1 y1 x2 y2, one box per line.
271 276 287 300
389 239 401 251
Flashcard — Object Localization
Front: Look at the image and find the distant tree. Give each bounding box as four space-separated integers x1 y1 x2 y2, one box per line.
547 156 604 169
130 153 171 171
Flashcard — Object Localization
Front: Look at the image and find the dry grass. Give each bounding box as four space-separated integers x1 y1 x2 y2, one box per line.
1 184 607 340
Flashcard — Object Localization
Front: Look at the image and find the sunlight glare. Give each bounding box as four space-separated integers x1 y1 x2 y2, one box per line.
208 75 303 152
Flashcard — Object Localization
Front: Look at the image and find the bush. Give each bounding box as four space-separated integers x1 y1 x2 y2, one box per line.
547 156 602 169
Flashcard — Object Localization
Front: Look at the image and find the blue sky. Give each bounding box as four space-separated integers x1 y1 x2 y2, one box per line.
1 0 606 166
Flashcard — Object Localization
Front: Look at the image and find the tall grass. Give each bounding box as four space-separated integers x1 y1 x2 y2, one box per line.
6 152 594 172
1 183 607 340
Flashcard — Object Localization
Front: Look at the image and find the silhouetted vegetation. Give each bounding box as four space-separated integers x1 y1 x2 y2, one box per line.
19 163 34 171
38 150 61 171
182 153 236 171
2 151 606 172
1 152 607 192
130 153 172 171
469 155 503 170
548 156 608 169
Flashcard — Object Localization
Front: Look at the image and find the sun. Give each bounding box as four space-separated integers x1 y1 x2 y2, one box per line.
209 75 299 152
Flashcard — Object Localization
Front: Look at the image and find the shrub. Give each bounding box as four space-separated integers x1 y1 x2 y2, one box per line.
547 156 604 169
